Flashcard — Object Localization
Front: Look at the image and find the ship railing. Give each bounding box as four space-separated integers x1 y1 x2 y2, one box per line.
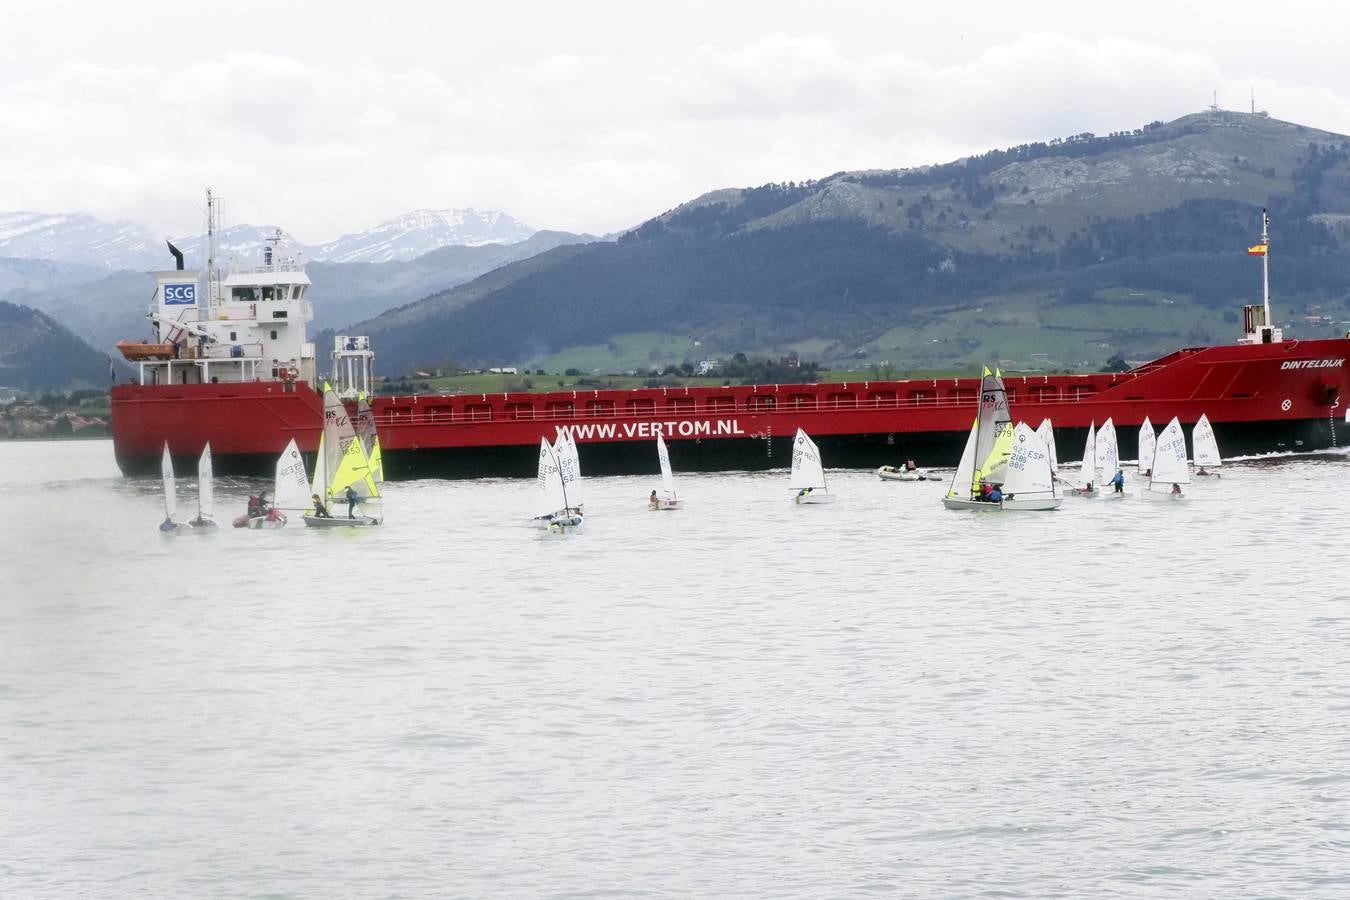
372 387 1117 427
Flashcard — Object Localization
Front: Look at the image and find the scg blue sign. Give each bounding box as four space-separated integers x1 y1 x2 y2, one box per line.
164 283 196 306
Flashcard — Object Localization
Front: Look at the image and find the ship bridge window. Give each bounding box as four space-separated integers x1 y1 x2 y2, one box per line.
271 310 288 319
788 393 817 410
231 288 254 302
748 395 776 410
506 402 534 420
948 387 976 404
705 396 734 413
666 397 694 415
260 286 275 301
627 398 656 416
586 400 615 417
546 400 574 417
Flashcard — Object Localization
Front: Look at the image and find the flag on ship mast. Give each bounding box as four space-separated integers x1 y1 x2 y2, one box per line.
1247 244 1268 256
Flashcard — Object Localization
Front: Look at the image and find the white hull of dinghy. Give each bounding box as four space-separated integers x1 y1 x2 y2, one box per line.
941 497 1001 511
1141 490 1187 502
1000 497 1062 511
649 499 681 511
303 514 381 527
794 493 837 505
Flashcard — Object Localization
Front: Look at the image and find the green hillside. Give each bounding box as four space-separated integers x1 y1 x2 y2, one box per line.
349 110 1350 374
0 301 115 391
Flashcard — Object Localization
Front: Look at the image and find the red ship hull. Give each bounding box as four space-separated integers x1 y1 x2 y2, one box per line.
114 338 1350 477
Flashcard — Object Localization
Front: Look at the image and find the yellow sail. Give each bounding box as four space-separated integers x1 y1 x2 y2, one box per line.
327 435 379 500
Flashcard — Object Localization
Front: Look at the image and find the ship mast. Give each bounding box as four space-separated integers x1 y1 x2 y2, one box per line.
206 187 221 306
1260 208 1270 329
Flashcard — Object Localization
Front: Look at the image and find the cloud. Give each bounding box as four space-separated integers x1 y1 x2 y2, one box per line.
3 33 1350 240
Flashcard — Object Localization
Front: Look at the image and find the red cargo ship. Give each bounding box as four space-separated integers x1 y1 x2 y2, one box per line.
114 203 1350 477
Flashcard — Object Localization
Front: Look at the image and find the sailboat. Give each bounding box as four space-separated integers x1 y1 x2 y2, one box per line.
187 443 218 529
790 428 835 504
356 393 383 484
304 383 382 527
533 437 583 531
1137 417 1156 476
1192 413 1223 477
1145 416 1191 500
1097 418 1124 498
554 429 584 514
159 443 185 532
1069 422 1098 497
650 432 681 509
242 439 311 528
999 422 1063 510
941 368 1015 510
1036 418 1059 479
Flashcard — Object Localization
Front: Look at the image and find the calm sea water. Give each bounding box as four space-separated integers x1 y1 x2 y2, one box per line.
2 439 1348 898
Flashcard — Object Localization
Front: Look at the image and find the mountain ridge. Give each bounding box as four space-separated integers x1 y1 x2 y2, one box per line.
350 110 1350 375
0 206 538 270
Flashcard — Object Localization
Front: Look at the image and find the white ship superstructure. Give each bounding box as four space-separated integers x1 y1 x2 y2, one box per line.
119 190 318 388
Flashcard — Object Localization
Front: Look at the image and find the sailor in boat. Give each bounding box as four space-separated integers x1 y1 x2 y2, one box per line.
311 493 331 518
345 485 359 519
797 486 813 499
246 490 270 519
1110 469 1125 494
649 489 659 510
904 459 918 472
1171 482 1183 496
1074 481 1095 495
1196 465 1212 477
987 484 1003 503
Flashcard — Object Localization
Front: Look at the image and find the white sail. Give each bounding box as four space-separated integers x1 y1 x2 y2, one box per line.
161 443 177 522
1192 413 1222 468
974 370 1013 486
1138 417 1156 471
656 432 677 498
274 439 311 511
534 437 568 518
1036 418 1059 473
1095 419 1118 478
1078 423 1096 486
1150 416 1191 488
1097 418 1119 481
196 443 214 523
554 430 583 510
789 428 828 491
946 421 978 498
1004 422 1057 497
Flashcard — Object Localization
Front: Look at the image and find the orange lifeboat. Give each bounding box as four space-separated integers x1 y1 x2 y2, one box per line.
116 340 176 361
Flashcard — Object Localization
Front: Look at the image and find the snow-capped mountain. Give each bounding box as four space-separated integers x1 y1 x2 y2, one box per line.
0 212 161 270
315 209 535 263
0 208 536 270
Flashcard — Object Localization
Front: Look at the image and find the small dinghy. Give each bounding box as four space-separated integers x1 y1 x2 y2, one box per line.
1192 413 1223 478
186 443 218 530
1142 416 1190 501
649 432 681 510
532 437 583 532
790 429 836 504
158 443 186 533
876 464 927 481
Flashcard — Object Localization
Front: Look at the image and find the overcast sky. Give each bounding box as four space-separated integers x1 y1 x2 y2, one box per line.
4 0 1348 241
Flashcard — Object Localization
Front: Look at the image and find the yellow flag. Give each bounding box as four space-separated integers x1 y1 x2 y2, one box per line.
1247 243 1268 256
